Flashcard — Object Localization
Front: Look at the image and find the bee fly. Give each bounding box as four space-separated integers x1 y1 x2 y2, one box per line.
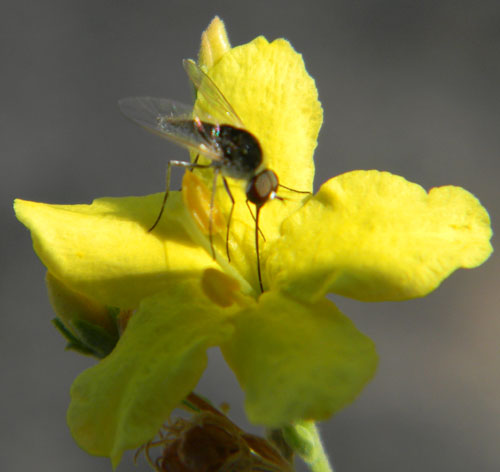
119 59 282 293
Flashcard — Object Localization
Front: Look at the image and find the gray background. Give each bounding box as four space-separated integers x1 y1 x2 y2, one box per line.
1 1 498 471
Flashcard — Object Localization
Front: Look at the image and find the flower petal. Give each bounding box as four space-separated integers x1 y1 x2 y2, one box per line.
14 193 218 308
67 282 234 467
199 16 231 69
46 271 115 333
204 36 323 191
221 291 377 427
266 170 493 302
188 36 322 292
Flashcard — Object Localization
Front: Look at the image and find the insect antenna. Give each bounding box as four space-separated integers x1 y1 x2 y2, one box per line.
278 183 312 195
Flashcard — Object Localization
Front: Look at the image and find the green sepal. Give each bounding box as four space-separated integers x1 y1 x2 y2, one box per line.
70 318 119 359
266 429 295 464
52 318 96 357
281 423 315 460
52 315 120 359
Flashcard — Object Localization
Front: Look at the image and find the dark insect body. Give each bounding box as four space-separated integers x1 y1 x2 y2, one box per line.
119 59 281 292
162 119 264 180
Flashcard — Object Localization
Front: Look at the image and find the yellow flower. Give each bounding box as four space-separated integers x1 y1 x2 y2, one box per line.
14 17 492 467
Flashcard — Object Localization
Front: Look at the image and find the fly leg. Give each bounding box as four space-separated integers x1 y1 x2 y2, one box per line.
149 160 211 232
278 183 312 195
245 200 266 241
208 168 221 259
221 176 235 262
245 200 266 293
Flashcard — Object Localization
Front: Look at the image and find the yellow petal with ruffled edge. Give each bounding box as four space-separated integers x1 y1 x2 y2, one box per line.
67 281 234 467
266 170 493 302
14 193 218 308
189 36 322 291
221 291 377 427
205 36 322 190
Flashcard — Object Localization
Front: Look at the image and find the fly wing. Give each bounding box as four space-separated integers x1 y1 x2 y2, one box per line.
183 59 244 128
118 96 223 161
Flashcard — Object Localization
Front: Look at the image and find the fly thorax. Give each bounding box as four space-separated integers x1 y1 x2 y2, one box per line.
218 125 262 179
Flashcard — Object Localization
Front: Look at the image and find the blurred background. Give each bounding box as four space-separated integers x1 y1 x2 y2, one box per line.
1 1 498 471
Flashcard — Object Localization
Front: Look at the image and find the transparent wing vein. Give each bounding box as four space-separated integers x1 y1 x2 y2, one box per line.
118 96 222 161
183 59 244 128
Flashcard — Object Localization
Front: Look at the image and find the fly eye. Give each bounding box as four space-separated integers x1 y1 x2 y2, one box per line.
246 170 279 205
255 175 272 197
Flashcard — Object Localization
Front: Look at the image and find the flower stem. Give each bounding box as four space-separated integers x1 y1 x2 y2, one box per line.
282 421 334 472
304 422 334 472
